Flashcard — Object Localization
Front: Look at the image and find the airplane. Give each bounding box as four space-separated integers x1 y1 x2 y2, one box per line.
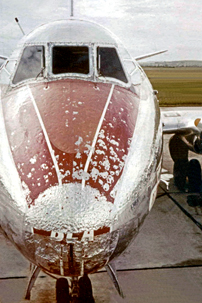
0 18 202 303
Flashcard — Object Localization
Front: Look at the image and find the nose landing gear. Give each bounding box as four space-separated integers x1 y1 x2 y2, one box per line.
56 278 70 303
78 274 95 303
56 274 95 303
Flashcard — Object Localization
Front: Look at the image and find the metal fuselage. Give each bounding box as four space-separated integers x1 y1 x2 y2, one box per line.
0 19 162 277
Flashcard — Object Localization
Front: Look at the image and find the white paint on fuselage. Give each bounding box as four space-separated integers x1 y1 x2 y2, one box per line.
0 88 27 212
112 77 162 231
0 86 28 247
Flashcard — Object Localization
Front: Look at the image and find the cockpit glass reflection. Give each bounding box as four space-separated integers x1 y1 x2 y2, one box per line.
13 45 44 84
97 47 127 83
52 46 89 75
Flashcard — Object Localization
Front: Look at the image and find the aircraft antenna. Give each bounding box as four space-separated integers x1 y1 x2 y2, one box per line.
70 0 74 17
15 18 25 35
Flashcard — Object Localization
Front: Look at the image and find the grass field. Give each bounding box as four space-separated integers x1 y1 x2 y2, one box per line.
143 67 202 107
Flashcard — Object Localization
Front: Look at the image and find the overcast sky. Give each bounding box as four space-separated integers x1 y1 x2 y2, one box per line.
0 0 202 61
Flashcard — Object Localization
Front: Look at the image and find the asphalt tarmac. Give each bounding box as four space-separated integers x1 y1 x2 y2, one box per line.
0 134 202 303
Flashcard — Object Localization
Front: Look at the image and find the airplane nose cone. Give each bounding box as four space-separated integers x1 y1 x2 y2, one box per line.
3 78 139 276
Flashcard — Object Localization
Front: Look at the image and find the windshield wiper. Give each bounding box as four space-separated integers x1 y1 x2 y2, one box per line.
36 67 45 79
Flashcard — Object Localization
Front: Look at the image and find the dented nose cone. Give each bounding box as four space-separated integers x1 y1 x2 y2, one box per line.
23 183 118 276
25 183 114 232
2 78 140 276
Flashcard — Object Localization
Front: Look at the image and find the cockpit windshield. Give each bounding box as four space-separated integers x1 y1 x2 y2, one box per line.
12 44 129 86
13 45 44 84
52 46 89 75
97 47 127 83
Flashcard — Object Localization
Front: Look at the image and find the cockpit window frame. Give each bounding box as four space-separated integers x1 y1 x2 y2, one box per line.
94 44 130 88
11 43 46 87
10 42 131 89
48 43 93 81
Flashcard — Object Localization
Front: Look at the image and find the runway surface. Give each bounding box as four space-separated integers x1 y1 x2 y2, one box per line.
0 134 202 303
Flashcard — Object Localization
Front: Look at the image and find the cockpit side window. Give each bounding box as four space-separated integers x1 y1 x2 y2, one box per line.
52 46 89 75
97 47 127 83
13 45 45 84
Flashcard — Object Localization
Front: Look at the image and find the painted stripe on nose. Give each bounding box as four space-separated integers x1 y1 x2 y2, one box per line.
27 85 62 186
82 84 115 189
2 86 59 206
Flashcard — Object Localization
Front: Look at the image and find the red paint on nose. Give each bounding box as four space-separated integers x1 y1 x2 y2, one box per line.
31 80 113 185
2 79 139 206
33 80 112 154
2 87 58 205
87 85 139 202
31 79 140 202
